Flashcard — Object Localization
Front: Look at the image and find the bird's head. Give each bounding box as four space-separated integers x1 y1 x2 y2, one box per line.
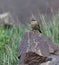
31 18 38 27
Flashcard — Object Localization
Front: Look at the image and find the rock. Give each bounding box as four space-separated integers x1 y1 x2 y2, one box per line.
0 12 15 26
18 30 59 65
24 51 52 65
41 61 51 65
41 55 59 65
48 55 59 65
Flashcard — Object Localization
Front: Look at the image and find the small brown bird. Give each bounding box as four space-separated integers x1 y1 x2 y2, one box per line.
24 51 52 65
31 18 42 33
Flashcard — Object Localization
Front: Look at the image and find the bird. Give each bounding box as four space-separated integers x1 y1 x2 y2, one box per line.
24 51 52 65
31 18 42 33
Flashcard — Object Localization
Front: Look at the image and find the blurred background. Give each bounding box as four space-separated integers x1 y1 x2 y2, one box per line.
0 0 59 65
0 0 59 25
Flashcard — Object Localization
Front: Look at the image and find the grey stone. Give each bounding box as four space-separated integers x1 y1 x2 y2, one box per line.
41 55 59 65
18 30 59 65
0 12 15 25
48 55 59 65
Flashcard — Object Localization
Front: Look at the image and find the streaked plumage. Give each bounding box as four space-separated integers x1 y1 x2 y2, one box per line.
31 18 42 33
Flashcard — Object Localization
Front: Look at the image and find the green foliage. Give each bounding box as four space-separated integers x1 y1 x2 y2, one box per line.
0 25 28 65
40 14 59 44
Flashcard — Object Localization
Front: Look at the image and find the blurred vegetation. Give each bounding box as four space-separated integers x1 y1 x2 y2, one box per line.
40 14 59 44
0 14 59 65
0 24 30 65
